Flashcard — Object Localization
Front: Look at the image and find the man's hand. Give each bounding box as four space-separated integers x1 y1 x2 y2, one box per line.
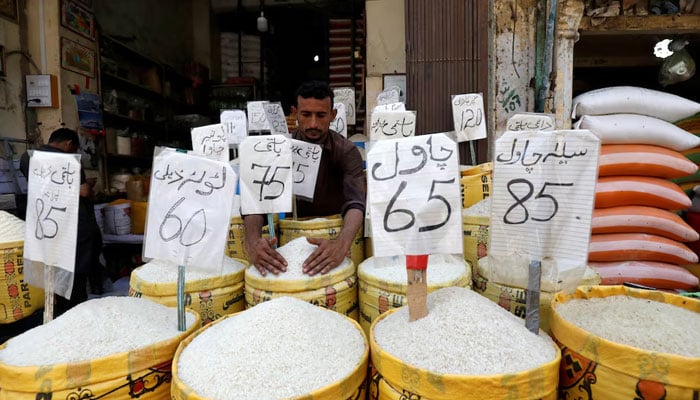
247 236 287 276
302 237 350 276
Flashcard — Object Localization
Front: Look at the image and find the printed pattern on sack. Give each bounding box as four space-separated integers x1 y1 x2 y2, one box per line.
3 252 31 321
222 291 244 310
378 291 404 315
558 342 597 400
198 290 216 325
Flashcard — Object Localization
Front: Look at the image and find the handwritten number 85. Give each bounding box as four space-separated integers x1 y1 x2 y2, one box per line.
384 178 454 233
34 198 66 240
159 197 206 246
504 179 573 224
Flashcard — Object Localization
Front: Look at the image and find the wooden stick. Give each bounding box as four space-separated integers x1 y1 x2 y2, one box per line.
406 254 429 321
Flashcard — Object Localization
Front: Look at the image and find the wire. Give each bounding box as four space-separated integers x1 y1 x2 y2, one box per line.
5 50 41 73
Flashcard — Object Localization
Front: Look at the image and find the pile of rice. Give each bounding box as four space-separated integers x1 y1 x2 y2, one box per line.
133 256 246 283
246 237 351 280
0 210 24 243
360 254 468 285
462 197 491 217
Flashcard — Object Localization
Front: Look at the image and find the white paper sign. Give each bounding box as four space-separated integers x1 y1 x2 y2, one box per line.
451 93 487 142
24 151 81 271
370 111 416 141
507 113 556 131
377 88 400 105
191 123 229 162
247 100 271 132
239 135 293 214
490 130 600 267
220 110 247 145
263 102 290 136
144 150 236 268
373 103 406 113
290 139 322 200
367 133 462 256
330 103 348 137
333 87 356 125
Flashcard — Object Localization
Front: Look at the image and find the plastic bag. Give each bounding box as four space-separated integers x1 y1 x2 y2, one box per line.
659 48 696 86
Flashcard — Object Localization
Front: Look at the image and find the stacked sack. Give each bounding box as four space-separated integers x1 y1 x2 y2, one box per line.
573 86 700 290
674 114 700 280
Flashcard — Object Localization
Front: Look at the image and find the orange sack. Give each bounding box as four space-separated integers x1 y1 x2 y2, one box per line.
589 233 698 265
591 206 699 242
590 261 699 290
598 144 698 179
594 176 691 210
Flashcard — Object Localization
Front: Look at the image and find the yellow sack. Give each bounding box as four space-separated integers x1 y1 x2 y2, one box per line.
460 162 492 209
129 259 247 326
462 214 489 272
171 311 369 400
1 241 44 324
369 308 561 399
280 215 365 267
225 216 276 262
552 285 700 399
0 310 200 400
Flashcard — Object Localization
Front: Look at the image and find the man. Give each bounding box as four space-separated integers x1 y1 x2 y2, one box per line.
244 80 365 277
20 128 103 316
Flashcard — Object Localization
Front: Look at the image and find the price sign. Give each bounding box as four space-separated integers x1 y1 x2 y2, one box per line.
290 139 322 200
330 102 347 137
247 100 271 133
191 123 229 162
373 103 406 113
451 93 487 142
377 87 400 105
221 109 247 145
367 133 462 257
263 102 290 136
24 152 80 272
333 87 356 125
144 149 236 268
370 111 416 141
507 113 555 132
490 130 600 268
239 135 293 214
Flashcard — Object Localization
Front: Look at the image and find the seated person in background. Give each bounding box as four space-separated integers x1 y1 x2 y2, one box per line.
244 80 365 277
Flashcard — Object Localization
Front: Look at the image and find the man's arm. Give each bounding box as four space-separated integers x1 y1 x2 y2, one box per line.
304 208 363 275
243 214 287 276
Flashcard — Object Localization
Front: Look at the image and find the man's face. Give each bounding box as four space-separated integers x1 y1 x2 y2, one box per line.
293 96 336 143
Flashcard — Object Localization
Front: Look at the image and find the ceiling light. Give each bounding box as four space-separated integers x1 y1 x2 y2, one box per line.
654 39 673 59
257 11 268 33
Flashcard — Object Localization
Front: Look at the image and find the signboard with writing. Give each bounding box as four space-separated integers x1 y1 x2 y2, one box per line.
24 152 80 271
239 135 293 214
377 87 400 105
191 123 229 162
144 149 236 268
490 130 600 267
263 102 290 136
290 139 322 200
367 133 462 256
247 100 271 133
370 111 416 141
333 87 356 125
451 93 487 142
373 103 405 113
220 110 247 145
330 102 347 137
507 113 556 132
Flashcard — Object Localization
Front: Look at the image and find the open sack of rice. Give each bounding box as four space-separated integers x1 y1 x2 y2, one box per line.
245 236 358 319
551 285 700 399
129 256 247 326
369 286 560 399
172 296 368 400
0 296 200 399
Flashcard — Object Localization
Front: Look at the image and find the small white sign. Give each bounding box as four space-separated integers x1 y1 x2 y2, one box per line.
377 87 400 105
370 111 416 141
373 103 406 113
247 100 271 132
263 102 290 136
333 87 356 125
191 123 229 162
507 113 556 132
145 149 236 268
220 109 247 145
24 151 81 272
330 103 348 137
290 139 322 200
451 93 487 142
490 130 600 267
239 135 293 214
367 133 462 257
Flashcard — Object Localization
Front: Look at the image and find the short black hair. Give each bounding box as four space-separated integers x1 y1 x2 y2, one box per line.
295 80 334 107
48 128 79 146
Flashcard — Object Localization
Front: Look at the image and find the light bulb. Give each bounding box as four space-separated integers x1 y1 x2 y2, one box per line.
257 11 268 33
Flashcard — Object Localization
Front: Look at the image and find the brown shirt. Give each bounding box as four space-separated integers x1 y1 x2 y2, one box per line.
293 129 365 218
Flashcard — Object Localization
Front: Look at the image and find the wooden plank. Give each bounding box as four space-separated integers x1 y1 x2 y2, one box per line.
580 15 700 35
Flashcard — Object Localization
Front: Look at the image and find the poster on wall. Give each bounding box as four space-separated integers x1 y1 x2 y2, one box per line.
0 0 18 23
61 37 96 78
62 0 95 40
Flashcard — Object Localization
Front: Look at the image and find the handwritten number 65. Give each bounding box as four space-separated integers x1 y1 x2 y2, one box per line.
159 197 207 246
384 178 454 233
504 179 573 224
34 198 66 240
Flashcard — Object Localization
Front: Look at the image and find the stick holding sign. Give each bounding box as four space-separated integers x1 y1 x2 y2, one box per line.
451 93 487 164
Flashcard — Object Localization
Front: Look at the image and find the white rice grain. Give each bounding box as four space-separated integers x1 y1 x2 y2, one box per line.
360 254 468 285
133 256 246 283
462 197 491 217
0 297 196 366
177 297 365 400
373 287 556 376
555 295 700 357
0 211 25 243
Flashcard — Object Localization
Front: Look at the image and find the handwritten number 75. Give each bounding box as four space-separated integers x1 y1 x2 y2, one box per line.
252 163 290 200
504 179 573 224
34 198 66 240
384 178 454 233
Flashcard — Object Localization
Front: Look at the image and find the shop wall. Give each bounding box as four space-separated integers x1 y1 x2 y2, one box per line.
0 16 25 141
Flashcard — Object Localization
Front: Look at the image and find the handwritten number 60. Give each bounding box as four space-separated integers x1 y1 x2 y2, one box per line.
383 178 454 233
503 179 573 224
34 198 66 240
159 197 207 246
